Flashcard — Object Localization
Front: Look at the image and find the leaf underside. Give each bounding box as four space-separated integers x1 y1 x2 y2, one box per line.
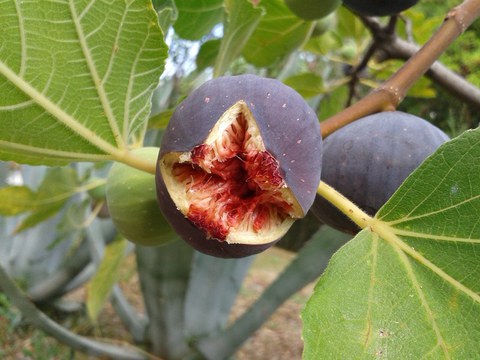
0 0 167 166
303 128 480 359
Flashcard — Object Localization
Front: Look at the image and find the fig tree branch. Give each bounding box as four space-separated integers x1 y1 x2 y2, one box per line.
320 0 480 137
376 33 480 110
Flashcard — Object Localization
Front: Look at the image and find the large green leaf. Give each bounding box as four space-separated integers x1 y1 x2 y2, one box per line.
0 0 166 166
242 0 314 68
213 0 265 77
303 128 480 358
173 0 224 40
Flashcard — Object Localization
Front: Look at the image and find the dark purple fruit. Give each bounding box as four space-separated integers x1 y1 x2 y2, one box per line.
156 74 322 258
342 0 419 17
312 111 449 234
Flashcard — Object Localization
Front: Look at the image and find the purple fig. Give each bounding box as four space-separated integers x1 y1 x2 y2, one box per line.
156 75 322 258
312 111 449 234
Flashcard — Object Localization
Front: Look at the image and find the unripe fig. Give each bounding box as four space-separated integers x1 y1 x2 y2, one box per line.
285 0 341 21
342 0 419 17
312 111 449 234
106 147 176 246
156 75 322 258
311 13 336 37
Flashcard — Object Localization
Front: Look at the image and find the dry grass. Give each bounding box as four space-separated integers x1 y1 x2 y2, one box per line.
0 247 315 360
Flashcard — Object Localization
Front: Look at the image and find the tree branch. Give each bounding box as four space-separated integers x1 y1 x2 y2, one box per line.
377 35 480 109
320 0 480 137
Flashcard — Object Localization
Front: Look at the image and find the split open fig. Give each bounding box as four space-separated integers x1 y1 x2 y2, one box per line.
156 75 322 258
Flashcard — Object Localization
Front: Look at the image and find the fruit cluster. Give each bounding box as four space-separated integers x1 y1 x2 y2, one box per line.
106 74 449 259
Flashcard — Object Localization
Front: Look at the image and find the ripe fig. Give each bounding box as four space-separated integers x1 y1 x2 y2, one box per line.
106 147 176 246
285 0 341 21
312 111 449 234
342 0 419 17
156 75 322 258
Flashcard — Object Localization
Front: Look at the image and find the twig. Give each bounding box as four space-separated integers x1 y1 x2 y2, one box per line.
377 35 480 109
320 0 480 137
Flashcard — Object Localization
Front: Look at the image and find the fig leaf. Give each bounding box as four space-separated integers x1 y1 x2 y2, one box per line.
242 0 314 67
0 0 166 166
303 127 480 358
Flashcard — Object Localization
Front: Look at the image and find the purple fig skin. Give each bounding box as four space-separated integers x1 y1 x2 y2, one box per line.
156 74 322 258
311 111 449 235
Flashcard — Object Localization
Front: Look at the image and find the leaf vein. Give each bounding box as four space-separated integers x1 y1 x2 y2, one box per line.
385 194 480 226
392 229 480 243
392 243 451 359
0 59 119 155
68 0 125 149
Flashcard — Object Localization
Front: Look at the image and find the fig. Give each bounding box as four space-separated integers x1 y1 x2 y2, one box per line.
106 147 176 246
156 75 322 258
285 0 341 21
342 0 419 17
312 111 449 234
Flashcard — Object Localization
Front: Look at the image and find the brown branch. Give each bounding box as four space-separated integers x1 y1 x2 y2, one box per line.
320 0 480 138
377 36 480 109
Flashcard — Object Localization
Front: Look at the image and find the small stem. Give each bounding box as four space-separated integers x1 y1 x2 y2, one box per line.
317 181 373 230
320 0 480 138
345 41 378 107
115 151 157 175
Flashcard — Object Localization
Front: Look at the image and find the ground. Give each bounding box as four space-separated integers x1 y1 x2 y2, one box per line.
0 247 315 360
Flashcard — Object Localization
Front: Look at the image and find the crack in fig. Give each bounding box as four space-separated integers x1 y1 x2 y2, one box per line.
168 108 297 242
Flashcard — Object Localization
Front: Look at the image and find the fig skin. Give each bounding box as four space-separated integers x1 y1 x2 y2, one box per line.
342 0 419 17
311 111 449 234
156 74 322 258
106 147 176 247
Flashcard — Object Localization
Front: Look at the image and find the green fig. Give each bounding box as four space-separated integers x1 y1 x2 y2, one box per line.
106 147 175 247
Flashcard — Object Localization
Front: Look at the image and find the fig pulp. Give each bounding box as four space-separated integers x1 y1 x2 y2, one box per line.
156 75 322 258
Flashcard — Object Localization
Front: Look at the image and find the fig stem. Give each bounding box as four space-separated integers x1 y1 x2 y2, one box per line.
320 0 480 138
115 150 157 175
317 181 373 230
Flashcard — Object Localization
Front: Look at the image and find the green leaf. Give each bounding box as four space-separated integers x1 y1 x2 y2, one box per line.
173 0 224 40
0 186 35 216
283 73 324 98
14 167 80 233
156 0 179 35
318 84 348 120
242 0 314 68
196 39 221 71
213 0 265 77
0 0 166 166
303 128 480 358
86 237 127 322
335 6 367 42
304 31 342 56
148 109 175 129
